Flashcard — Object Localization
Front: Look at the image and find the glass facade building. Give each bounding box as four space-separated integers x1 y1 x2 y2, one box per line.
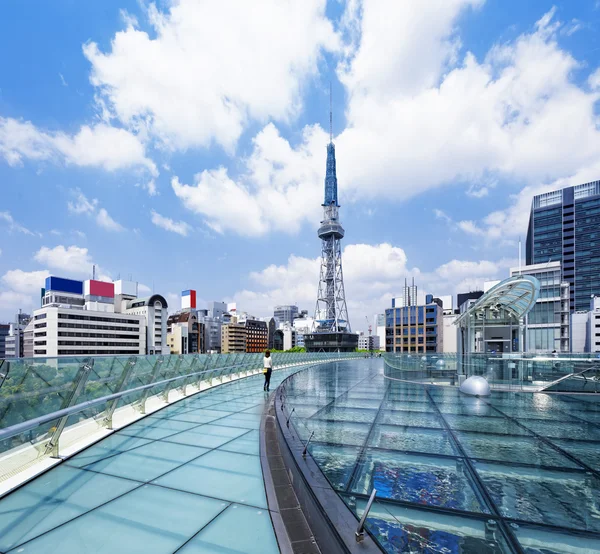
526 181 600 312
510 262 570 352
385 297 443 353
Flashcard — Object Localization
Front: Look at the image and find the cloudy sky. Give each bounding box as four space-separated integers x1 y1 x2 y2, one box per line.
1 0 600 331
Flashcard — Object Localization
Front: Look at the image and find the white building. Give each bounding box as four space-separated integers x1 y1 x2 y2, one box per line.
32 307 146 357
587 297 600 353
442 313 458 353
374 314 386 352
358 334 380 351
33 277 147 357
124 294 169 355
571 312 588 353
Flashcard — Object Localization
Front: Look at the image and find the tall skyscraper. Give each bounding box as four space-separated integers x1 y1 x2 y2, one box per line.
526 181 600 312
305 92 357 352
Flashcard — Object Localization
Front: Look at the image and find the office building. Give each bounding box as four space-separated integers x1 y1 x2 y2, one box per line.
510 262 570 353
274 305 299 326
4 312 31 358
0 324 9 359
358 334 380 351
33 278 145 357
167 312 204 354
245 319 268 353
385 292 444 354
457 291 484 311
123 293 169 355
207 301 228 319
221 322 246 353
198 314 222 353
527 181 600 312
261 317 276 350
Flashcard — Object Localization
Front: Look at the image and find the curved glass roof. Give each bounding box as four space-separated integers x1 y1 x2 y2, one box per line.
455 275 540 327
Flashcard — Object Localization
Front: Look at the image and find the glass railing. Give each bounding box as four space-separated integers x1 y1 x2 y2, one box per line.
383 352 600 391
279 359 600 554
0 351 358 488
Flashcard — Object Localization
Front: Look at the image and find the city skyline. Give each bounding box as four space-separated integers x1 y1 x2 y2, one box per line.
2 1 600 332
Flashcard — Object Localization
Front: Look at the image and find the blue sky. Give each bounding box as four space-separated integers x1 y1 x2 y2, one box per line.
1 0 600 331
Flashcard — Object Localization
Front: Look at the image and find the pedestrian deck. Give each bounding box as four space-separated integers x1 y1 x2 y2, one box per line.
0 366 300 554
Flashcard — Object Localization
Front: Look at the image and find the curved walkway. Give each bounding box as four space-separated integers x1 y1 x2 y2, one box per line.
0 365 307 554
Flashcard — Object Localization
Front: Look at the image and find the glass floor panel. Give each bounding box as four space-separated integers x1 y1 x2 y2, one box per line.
0 364 304 554
343 495 512 554
455 432 580 469
369 424 458 456
350 449 490 514
475 461 600 532
283 360 600 554
308 443 362 490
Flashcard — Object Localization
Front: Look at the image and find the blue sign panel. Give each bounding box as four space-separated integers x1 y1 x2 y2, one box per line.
45 276 83 295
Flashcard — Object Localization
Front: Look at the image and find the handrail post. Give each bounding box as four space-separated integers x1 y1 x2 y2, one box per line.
135 356 163 414
44 357 94 458
355 489 377 542
302 431 314 458
179 354 199 396
102 357 137 429
286 407 295 427
161 355 184 402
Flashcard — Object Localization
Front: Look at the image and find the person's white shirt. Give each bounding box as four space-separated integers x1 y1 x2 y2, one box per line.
263 356 273 369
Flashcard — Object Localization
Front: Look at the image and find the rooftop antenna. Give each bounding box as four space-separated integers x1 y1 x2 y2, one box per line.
92 264 96 280
518 237 522 275
329 81 333 143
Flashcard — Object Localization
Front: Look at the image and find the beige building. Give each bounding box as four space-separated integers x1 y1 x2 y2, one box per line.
221 322 247 353
167 312 204 354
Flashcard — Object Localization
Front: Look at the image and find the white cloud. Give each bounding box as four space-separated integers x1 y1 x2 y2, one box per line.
0 211 35 236
0 118 157 187
189 6 600 237
445 159 600 243
172 123 324 235
84 0 339 152
0 291 35 311
150 210 192 237
67 189 125 232
334 6 600 201
589 67 600 90
33 245 94 276
138 283 152 295
96 208 125 232
2 269 50 294
232 242 512 331
68 188 98 215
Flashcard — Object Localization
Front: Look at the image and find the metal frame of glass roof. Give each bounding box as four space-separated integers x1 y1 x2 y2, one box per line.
454 275 540 327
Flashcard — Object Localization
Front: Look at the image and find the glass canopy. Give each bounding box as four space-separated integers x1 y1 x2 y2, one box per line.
455 275 541 326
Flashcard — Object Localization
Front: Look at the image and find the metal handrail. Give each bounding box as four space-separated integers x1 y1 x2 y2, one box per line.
0 355 357 443
0 359 264 443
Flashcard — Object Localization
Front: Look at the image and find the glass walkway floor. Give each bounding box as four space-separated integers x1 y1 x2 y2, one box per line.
284 360 600 554
0 367 300 554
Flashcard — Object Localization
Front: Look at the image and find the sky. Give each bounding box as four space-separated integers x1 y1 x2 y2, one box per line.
1 0 600 332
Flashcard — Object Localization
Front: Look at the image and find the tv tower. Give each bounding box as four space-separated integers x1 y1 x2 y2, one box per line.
314 85 351 334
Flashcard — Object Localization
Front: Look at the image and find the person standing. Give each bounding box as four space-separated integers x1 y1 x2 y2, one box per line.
263 350 273 391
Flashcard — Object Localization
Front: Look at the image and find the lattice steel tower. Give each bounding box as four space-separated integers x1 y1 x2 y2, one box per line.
314 90 351 333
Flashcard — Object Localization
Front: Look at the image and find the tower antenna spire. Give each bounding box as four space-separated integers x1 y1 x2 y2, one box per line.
329 82 333 143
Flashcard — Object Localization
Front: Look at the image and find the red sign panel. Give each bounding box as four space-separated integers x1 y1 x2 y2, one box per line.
89 280 115 298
